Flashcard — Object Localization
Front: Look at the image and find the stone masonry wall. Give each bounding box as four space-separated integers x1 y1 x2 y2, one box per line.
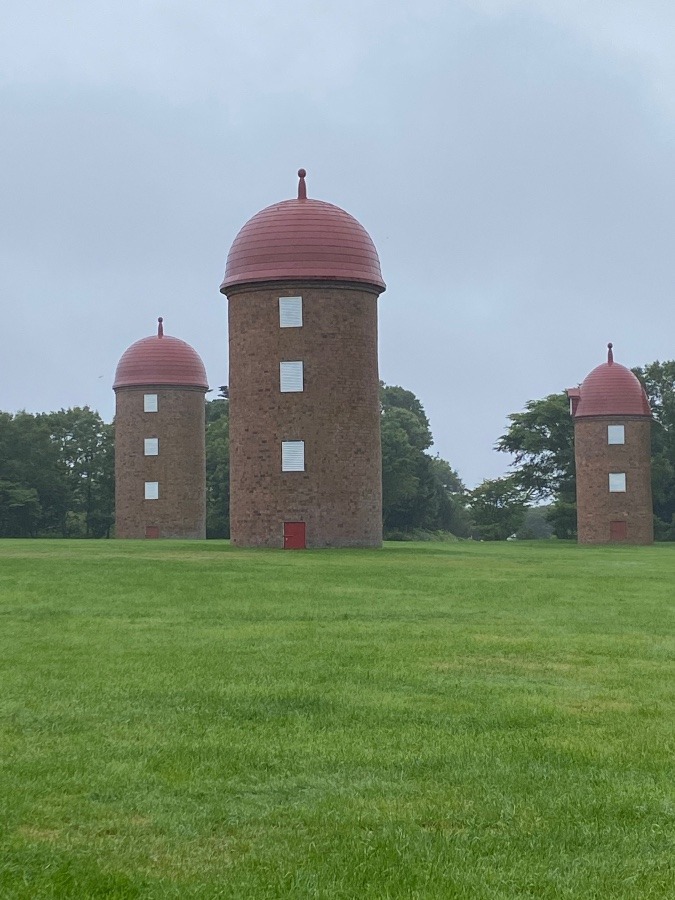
115 386 206 539
575 416 653 544
228 281 382 548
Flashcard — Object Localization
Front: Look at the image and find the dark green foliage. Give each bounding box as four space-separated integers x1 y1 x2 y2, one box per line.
0 480 42 537
0 408 113 538
496 392 577 538
205 396 230 538
496 392 575 500
0 411 70 536
633 362 675 538
516 505 555 540
380 384 469 537
469 475 526 540
41 408 115 537
545 497 578 539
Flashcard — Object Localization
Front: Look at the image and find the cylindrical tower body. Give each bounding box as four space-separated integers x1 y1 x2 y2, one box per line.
113 320 208 539
221 171 385 548
568 344 653 545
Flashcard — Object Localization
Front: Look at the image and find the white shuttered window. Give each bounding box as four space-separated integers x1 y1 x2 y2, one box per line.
144 438 159 456
609 473 626 493
145 481 159 500
144 394 158 412
280 361 304 392
279 296 303 327
607 425 625 445
282 441 305 472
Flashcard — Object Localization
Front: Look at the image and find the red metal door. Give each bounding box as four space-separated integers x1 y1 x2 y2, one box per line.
283 521 306 549
610 520 627 541
145 525 160 539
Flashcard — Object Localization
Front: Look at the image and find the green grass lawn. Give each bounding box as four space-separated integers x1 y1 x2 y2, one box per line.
1 539 675 899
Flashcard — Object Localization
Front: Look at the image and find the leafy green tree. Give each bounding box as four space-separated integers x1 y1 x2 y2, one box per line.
633 361 675 428
633 362 675 538
0 411 70 535
516 506 555 540
380 384 468 537
380 385 432 443
470 476 526 541
496 392 575 500
496 392 576 539
380 410 423 530
205 396 230 538
41 408 115 537
429 456 465 495
428 456 471 537
0 480 42 537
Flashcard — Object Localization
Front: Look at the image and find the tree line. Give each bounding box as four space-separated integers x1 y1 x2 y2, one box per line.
0 408 115 538
5 360 673 541
0 383 469 539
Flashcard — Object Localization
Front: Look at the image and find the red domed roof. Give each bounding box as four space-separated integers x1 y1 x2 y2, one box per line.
113 319 208 390
575 344 651 418
221 170 385 293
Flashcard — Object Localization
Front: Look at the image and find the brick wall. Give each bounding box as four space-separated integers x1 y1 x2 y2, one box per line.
114 386 206 539
574 416 653 544
227 281 382 548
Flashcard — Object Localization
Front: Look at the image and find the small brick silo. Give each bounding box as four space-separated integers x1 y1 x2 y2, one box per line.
567 343 653 544
113 318 209 539
220 170 386 549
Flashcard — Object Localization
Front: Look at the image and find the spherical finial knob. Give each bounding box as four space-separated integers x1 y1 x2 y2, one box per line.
608 342 613 350
607 342 613 364
297 168 307 199
157 316 164 338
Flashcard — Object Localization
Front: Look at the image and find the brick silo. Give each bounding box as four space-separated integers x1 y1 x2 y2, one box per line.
113 318 209 539
221 169 386 549
567 343 653 544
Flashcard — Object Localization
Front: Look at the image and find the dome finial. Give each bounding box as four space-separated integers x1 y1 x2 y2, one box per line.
607 342 613 364
158 316 164 338
297 168 307 200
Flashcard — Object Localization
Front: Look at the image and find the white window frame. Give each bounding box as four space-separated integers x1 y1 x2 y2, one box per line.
280 361 304 393
279 296 303 328
144 438 159 456
609 473 626 493
145 481 159 500
144 394 158 413
607 425 625 445
281 440 305 472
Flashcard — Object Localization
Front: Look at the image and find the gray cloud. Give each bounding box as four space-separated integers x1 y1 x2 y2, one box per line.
2 2 674 487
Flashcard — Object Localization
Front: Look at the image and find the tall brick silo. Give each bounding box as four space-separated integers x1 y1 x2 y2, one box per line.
113 318 209 539
221 169 386 549
567 343 653 544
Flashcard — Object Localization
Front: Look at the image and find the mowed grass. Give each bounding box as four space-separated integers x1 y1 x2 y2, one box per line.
1 540 675 899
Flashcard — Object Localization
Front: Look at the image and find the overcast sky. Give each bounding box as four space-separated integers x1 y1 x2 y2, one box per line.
2 0 675 487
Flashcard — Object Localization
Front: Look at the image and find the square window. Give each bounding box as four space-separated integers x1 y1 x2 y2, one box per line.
282 440 305 472
280 361 304 392
609 473 626 493
279 296 302 327
144 394 158 413
608 425 625 445
144 438 159 456
145 481 159 500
